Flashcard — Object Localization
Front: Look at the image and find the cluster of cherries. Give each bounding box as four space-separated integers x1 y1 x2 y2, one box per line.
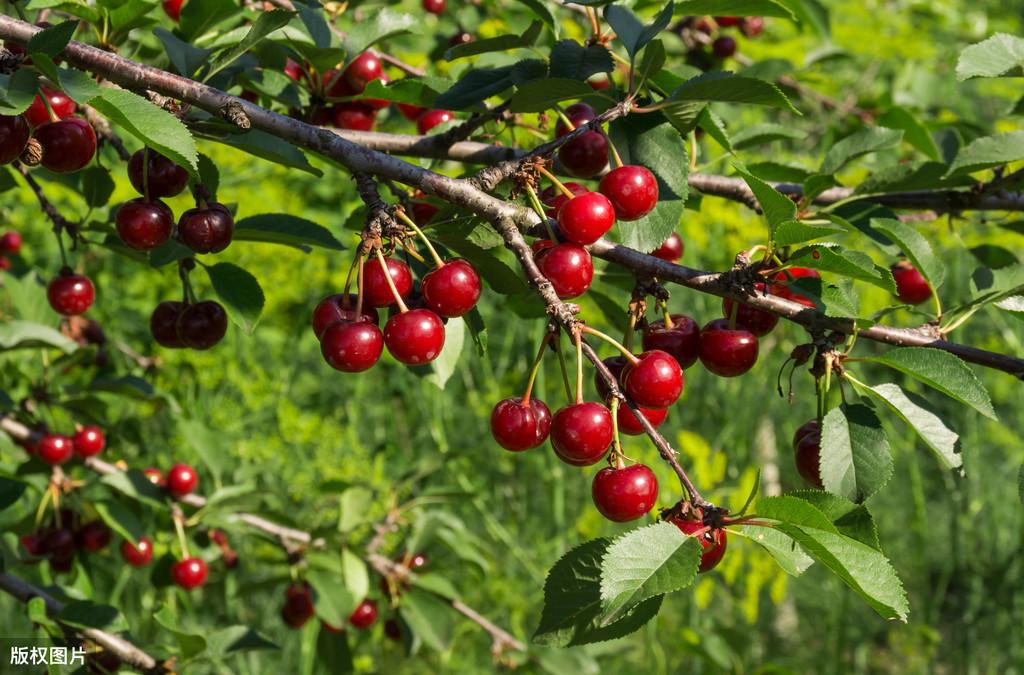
687 14 765 60
19 508 114 574
0 86 97 174
0 229 21 271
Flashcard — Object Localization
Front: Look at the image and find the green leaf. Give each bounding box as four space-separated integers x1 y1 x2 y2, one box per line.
234 214 344 252
80 167 115 208
343 9 417 56
0 69 41 116
731 525 813 576
756 495 840 531
27 596 60 632
93 500 144 546
672 0 796 19
435 61 546 111
338 486 372 533
100 469 169 510
154 606 208 659
445 21 542 61
0 321 79 353
400 587 455 651
90 88 198 176
663 72 799 114
731 123 805 149
308 570 357 626
423 313 465 389
946 131 1024 176
603 1 673 60
1019 465 1024 506
57 67 102 104
818 127 903 176
548 40 612 81
820 404 893 502
787 244 896 293
791 490 880 550
696 106 731 152
59 601 128 633
869 218 945 289
956 33 1024 80
774 219 847 246
519 0 559 37
862 348 996 420
26 20 77 59
876 107 940 161
215 129 322 176
206 625 278 655
0 476 27 512
178 0 241 42
733 167 795 235
206 9 294 80
508 78 595 113
317 627 354 673
340 548 369 602
204 262 266 334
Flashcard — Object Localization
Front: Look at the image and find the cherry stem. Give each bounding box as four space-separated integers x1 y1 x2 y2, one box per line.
688 130 698 173
605 130 624 169
354 253 366 320
521 331 552 405
341 253 359 305
623 310 637 352
524 184 559 243
727 295 739 330
553 107 575 133
609 397 622 456
585 6 601 38
662 307 674 330
173 511 190 559
580 325 640 364
396 209 444 269
554 334 573 404
34 481 54 529
537 166 575 199
574 328 584 405
400 240 428 265
374 247 408 313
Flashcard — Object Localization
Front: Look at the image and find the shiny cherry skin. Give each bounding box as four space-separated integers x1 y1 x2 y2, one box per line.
128 149 189 198
642 314 700 370
792 419 819 447
712 36 737 58
616 403 668 436
312 294 379 338
24 88 77 128
698 319 759 377
672 518 727 572
449 31 474 46
176 301 228 350
321 321 384 372
536 243 593 299
650 233 683 263
622 350 683 409
773 267 819 308
0 114 30 164
599 165 659 221
384 309 446 365
555 102 596 137
150 301 185 348
558 191 616 245
550 402 613 466
343 52 383 93
178 204 234 254
592 463 659 522
423 0 445 14
418 109 455 134
163 0 185 21
490 397 552 451
407 552 428 569
594 355 627 400
172 557 208 590
349 599 378 628
891 260 932 305
72 426 105 458
722 282 780 336
36 118 96 173
421 259 482 317
397 103 427 121
143 468 166 486
166 463 198 498
0 230 22 254
540 182 588 217
116 199 174 250
793 423 823 489
121 537 154 567
741 16 765 37
558 131 608 178
75 521 111 552
282 584 316 628
48 271 95 316
363 257 413 307
332 103 376 131
38 434 73 465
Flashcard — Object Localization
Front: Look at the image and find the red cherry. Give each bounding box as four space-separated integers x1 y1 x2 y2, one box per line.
21 532 47 557
793 421 823 488
891 260 932 305
407 552 428 569
558 131 608 178
0 257 10 271
166 463 198 498
37 434 73 465
282 584 316 628
698 319 759 377
449 31 474 46
712 36 737 58
332 103 377 131
116 199 174 250
592 463 659 522
588 74 611 90
24 88 76 128
121 537 154 567
531 238 556 255
321 321 384 372
383 309 446 365
539 182 588 217
36 118 96 173
45 528 76 559
741 16 765 37
418 109 455 134
0 114 30 164
536 243 593 299
616 403 668 436
178 204 234 254
172 557 208 590
343 52 383 94
163 0 185 21
423 0 445 13
48 272 95 316
0 231 22 255
421 259 482 317
312 294 379 338
128 149 189 198
672 518 727 572
594 355 627 400
642 315 700 370
176 301 228 350
715 16 742 26
397 103 427 121
622 350 683 409
599 165 659 221
143 468 165 486
550 402 613 466
72 426 105 458
558 191 616 245
555 102 596 137
722 282 780 336
75 521 111 552
284 58 305 82
349 599 378 628
772 267 819 308
150 301 186 348
490 397 552 451
650 233 683 263
363 257 413 307
411 200 439 225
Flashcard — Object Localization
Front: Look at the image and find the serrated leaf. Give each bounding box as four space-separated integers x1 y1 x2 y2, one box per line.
774 219 847 246
818 127 903 175
790 490 880 550
862 348 996 420
233 214 344 251
93 500 143 547
26 20 76 59
154 606 208 659
0 321 78 353
56 67 101 104
91 89 198 176
755 495 840 531
343 9 416 56
696 106 731 152
435 61 546 111
548 40 613 81
204 262 265 334
946 131 1024 176
178 0 241 42
956 33 1024 80
0 69 41 115
445 21 542 61
733 167 795 234
508 78 595 113
787 245 896 293
422 315 464 389
206 9 294 80
604 1 673 60
663 72 799 114
732 525 813 576
519 0 559 37
869 218 945 289
820 404 893 502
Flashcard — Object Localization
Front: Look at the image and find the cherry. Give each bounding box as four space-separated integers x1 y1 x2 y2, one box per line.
558 131 608 178
772 267 819 308
312 294 379 338
722 283 780 336
172 557 208 590
363 256 413 307
116 199 174 250
150 301 186 348
650 233 683 263
24 88 77 128
176 301 228 350
45 528 76 559
343 52 383 93
536 243 593 299
0 231 21 255
332 103 377 131
284 58 304 81
558 191 616 245
531 238 556 254
397 103 427 121
891 260 932 305
550 402 613 466
490 397 552 451
672 518 727 572
588 74 611 90
36 118 96 173
121 537 154 567
418 109 455 134
128 149 189 198
449 31 474 46
178 204 234 254
642 315 700 370
143 468 166 486
36 433 72 465
0 257 10 271
423 0 445 12
540 182 588 217
0 114 30 164
741 16 765 37
349 599 378 628
698 319 759 377
384 618 403 641
793 419 823 488
421 259 482 317
622 350 683 409
281 584 316 628
599 165 659 221
594 355 627 400
163 0 185 21
72 425 105 458
715 16 742 26
592 463 659 522
75 521 111 552
406 552 428 569
555 102 596 137
383 309 446 365
616 403 668 436
712 36 737 58
48 271 95 316
210 529 229 547
321 321 384 372
166 463 198 498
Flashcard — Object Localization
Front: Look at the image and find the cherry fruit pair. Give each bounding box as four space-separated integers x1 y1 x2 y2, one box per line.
150 300 228 350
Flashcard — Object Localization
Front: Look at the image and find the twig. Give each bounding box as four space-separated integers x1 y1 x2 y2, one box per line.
378 52 425 77
15 163 75 234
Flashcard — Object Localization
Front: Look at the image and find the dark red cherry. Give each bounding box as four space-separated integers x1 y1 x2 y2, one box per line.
650 233 683 263
21 532 47 557
555 102 596 137
891 260 932 305
557 191 615 245
75 521 111 552
622 350 683 409
163 0 185 21
0 230 22 255
722 282 780 336
116 199 174 250
0 114 30 164
792 419 819 448
772 267 819 308
281 584 316 628
741 16 765 37
128 149 189 198
312 294 379 338
121 537 154 567
793 424 823 489
321 321 384 372
45 528 76 559
178 204 234 254
592 463 659 522
38 434 73 465
616 403 668 436
36 118 96 173
343 52 383 93
421 259 482 317
599 165 659 221
449 31 474 46
411 200 439 225
418 109 455 134
490 397 552 451
349 599 378 628
422 0 445 14
594 355 627 400
698 319 759 377
540 182 588 217
397 103 427 121
715 15 742 26
48 271 95 316
383 309 446 365
72 425 105 458
536 243 593 299
558 131 608 178
172 557 208 590
550 402 613 466
166 463 198 498
363 257 413 307
24 88 77 128
150 301 185 348
333 103 377 130
642 315 700 370
176 301 228 350
672 518 727 572
712 36 737 58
